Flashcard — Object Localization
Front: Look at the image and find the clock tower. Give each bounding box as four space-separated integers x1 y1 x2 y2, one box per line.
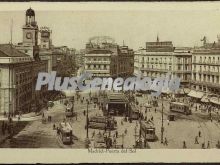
22 8 38 46
15 8 40 59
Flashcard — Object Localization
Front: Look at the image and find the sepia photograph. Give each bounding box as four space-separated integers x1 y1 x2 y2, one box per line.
1 1 220 163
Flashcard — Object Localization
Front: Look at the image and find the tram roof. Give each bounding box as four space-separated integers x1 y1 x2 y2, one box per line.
170 102 188 106
59 122 72 132
106 92 128 104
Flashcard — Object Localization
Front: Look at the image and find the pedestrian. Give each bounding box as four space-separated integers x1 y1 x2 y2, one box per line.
202 143 205 149
195 136 199 144
114 138 116 145
207 141 210 148
4 122 7 134
124 128 127 134
92 130 95 138
83 110 86 116
53 124 56 130
164 138 168 146
199 131 201 137
116 131 118 138
1 121 5 135
155 108 157 113
151 116 153 121
57 127 60 134
183 141 187 148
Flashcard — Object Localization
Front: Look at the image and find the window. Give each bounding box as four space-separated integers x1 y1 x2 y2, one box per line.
169 66 171 70
199 74 201 81
194 56 196 62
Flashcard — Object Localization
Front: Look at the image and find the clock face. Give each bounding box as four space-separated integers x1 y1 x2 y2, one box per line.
26 32 32 39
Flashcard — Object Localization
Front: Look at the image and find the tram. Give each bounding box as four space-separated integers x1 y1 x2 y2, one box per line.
65 103 75 117
140 120 157 141
88 116 117 130
58 122 73 144
170 102 191 115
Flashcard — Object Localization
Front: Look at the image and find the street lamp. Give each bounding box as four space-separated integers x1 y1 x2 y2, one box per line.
122 133 124 148
161 100 164 144
85 99 90 148
86 100 89 138
134 126 137 142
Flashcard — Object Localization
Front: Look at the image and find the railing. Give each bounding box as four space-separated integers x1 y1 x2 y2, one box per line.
173 70 192 73
85 61 110 64
140 68 168 72
190 80 220 88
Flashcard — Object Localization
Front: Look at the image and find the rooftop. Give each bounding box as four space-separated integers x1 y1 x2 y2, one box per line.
87 49 113 54
0 44 29 57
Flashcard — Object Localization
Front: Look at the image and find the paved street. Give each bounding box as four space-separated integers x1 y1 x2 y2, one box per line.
136 94 220 149
1 91 220 149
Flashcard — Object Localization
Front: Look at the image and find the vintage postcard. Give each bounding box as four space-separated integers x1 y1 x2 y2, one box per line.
0 1 220 163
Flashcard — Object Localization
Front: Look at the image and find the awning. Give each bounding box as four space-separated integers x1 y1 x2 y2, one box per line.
161 88 172 94
187 90 204 99
176 88 190 94
61 90 76 98
210 97 220 105
201 96 210 103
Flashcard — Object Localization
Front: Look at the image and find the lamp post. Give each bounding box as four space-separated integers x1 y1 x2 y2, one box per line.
122 133 124 148
161 100 164 144
86 100 89 138
134 126 137 145
85 100 90 148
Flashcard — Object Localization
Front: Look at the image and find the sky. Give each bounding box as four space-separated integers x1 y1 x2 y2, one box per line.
1 2 220 50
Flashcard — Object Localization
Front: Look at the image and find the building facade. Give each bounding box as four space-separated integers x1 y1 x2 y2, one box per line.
190 37 220 103
84 36 134 78
0 44 33 114
134 37 192 90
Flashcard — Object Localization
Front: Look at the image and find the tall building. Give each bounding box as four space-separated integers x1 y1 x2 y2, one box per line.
190 36 220 104
173 47 192 88
84 36 134 78
134 37 192 90
0 44 33 114
39 26 53 72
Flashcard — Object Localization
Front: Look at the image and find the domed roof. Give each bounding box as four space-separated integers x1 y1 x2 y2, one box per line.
26 8 35 16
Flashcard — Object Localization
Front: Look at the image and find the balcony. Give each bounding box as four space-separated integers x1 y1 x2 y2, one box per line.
85 61 110 64
202 71 220 76
193 60 220 66
190 80 220 88
84 69 110 73
140 68 167 72
174 70 192 73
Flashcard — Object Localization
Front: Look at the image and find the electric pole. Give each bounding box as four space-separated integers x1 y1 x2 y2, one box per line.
161 100 164 143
